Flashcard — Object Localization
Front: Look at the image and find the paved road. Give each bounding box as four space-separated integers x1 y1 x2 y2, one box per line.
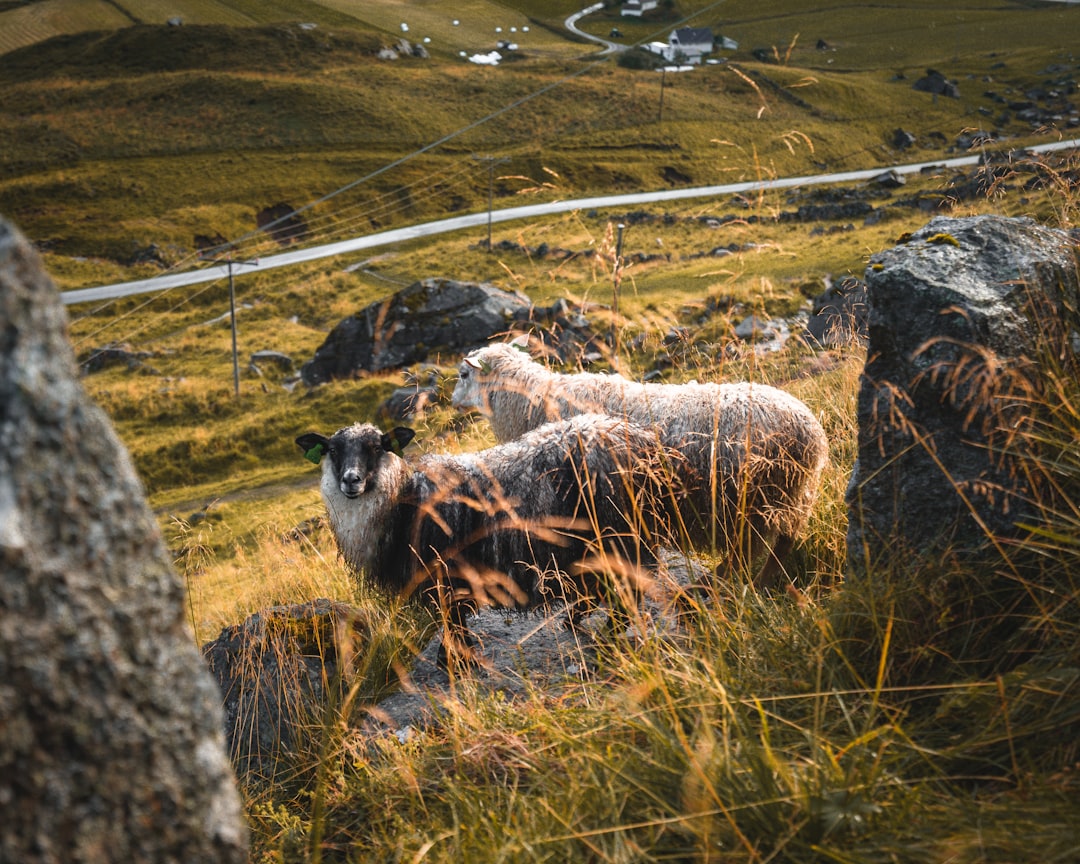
564 2 623 54
61 138 1080 306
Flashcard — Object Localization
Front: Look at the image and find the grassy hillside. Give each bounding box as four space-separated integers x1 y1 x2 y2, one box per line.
1 1 1076 272
3 1 1080 860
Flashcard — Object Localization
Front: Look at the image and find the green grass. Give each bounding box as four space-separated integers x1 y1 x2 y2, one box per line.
4 1 1080 859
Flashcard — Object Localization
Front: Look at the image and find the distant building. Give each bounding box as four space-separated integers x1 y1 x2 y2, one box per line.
668 26 714 64
621 0 659 16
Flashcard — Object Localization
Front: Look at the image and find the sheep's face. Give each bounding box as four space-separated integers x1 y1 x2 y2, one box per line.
453 341 534 415
296 424 415 499
451 351 490 413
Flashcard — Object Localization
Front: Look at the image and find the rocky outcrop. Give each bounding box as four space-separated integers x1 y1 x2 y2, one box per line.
300 278 611 384
301 278 532 384
846 215 1080 579
0 218 248 862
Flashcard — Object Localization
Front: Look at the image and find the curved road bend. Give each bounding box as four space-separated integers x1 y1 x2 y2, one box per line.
62 137 1080 306
565 3 623 54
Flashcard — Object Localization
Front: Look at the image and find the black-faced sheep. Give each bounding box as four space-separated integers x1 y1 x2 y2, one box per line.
451 340 829 590
295 416 678 667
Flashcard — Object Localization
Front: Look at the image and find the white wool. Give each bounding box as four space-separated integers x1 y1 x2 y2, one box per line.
452 342 829 586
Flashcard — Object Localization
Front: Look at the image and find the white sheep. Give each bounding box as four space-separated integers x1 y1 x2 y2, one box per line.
451 339 829 590
295 416 678 667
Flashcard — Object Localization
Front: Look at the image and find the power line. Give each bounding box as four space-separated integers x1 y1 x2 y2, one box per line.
213 0 732 248
68 0 733 341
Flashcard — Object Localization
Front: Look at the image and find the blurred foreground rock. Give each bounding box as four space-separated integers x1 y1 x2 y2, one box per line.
0 217 248 862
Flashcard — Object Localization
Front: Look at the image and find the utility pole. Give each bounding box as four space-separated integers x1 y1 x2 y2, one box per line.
199 249 258 396
473 155 509 250
612 222 625 370
658 67 666 123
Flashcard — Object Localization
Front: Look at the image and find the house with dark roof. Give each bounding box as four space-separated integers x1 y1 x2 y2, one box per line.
668 26 714 64
621 0 659 16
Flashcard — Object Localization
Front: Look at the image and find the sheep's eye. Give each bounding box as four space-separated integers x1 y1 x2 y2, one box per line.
460 369 470 380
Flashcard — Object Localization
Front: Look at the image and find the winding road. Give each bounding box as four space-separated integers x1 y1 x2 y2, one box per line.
60 138 1080 307
564 3 623 54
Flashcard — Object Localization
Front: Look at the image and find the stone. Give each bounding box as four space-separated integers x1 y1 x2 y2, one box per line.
379 386 439 420
891 128 917 150
250 349 294 371
913 68 959 98
79 341 154 373
734 314 775 342
0 218 247 863
846 215 1080 580
202 599 372 779
300 278 531 384
802 277 868 347
256 202 308 245
873 169 906 188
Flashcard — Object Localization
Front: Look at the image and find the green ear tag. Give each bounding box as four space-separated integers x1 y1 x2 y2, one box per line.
304 443 325 464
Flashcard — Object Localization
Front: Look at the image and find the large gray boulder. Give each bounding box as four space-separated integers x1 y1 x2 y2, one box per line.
0 218 248 862
846 215 1080 580
300 278 531 384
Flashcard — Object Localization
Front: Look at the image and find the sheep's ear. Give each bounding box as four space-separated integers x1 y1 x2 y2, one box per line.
296 433 329 464
464 354 492 374
382 427 416 456
509 333 531 352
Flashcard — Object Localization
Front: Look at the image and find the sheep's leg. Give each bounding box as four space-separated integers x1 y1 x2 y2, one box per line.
562 597 594 630
753 533 794 593
600 559 650 644
436 604 479 671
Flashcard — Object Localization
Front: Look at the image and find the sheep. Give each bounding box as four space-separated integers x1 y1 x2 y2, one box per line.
451 339 829 591
295 415 679 667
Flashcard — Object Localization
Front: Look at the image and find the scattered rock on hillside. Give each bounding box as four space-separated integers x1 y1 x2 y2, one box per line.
194 232 227 251
300 278 532 384
873 169 906 189
891 128 917 149
913 68 960 99
257 203 308 245
250 349 294 372
79 341 154 373
0 217 247 862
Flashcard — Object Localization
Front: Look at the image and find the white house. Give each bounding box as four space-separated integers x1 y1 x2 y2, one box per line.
668 26 713 64
622 0 659 16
